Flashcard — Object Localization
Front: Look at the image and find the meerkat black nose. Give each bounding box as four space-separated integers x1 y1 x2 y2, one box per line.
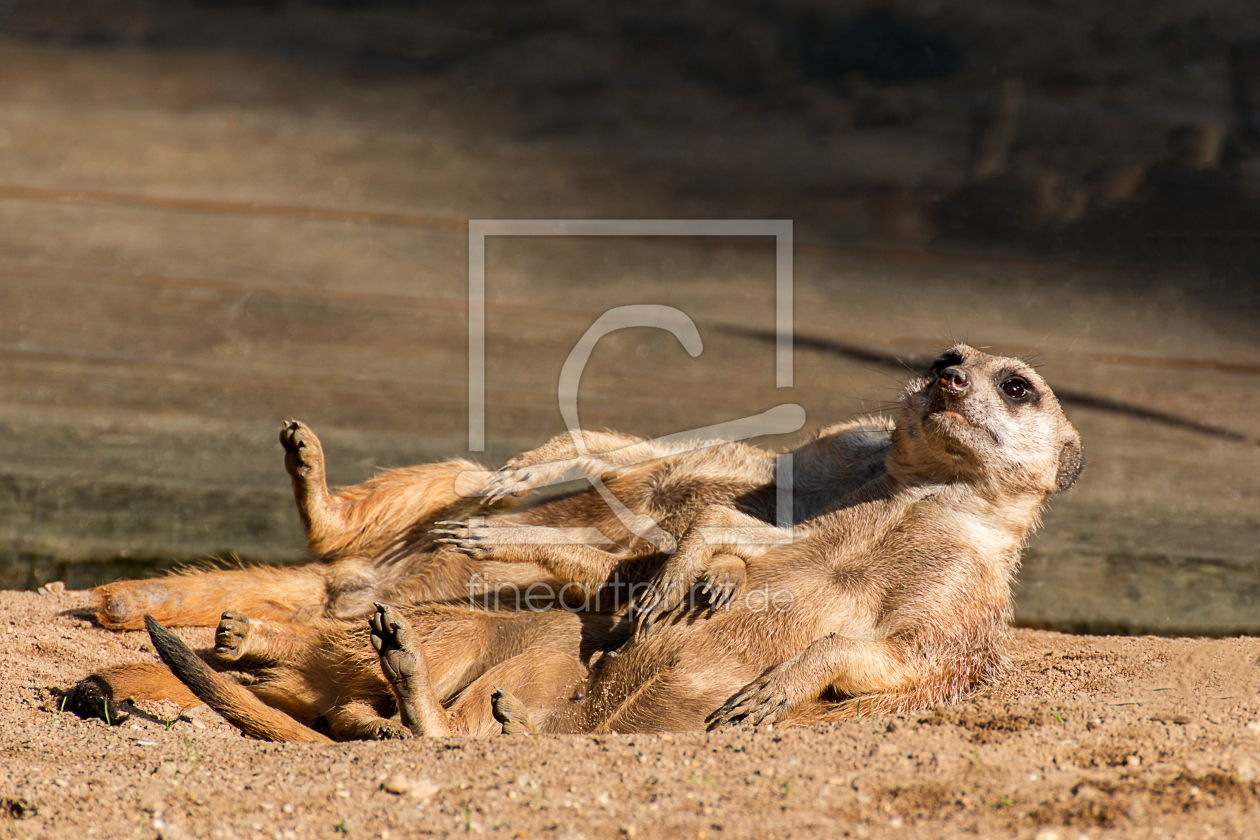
938 367 970 394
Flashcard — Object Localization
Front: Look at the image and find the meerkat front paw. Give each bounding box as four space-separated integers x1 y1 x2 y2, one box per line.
699 555 745 611
480 458 575 503
431 519 498 560
431 520 552 564
629 571 694 638
480 467 538 503
363 720 413 740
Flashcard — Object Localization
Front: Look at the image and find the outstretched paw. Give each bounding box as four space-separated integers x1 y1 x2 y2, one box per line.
480 464 545 503
279 419 325 482
431 519 497 560
369 603 425 686
213 611 250 661
629 572 693 638
480 449 586 503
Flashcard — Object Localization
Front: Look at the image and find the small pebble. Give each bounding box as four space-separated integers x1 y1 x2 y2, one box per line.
381 774 439 801
154 819 192 840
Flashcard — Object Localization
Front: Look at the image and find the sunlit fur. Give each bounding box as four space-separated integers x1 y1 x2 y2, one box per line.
142 604 622 741
79 345 1082 738
515 344 1084 733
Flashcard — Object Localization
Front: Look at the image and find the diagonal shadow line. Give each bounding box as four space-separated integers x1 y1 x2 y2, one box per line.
718 325 1256 446
0 184 466 231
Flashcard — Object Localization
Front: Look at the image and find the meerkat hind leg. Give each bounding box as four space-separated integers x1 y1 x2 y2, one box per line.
92 565 330 631
369 604 451 737
280 419 358 555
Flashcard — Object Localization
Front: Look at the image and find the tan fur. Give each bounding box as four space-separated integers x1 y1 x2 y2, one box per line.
79 345 1081 738
435 427 788 607
535 344 1084 733
89 420 780 631
91 422 549 631
385 345 1082 734
140 603 620 741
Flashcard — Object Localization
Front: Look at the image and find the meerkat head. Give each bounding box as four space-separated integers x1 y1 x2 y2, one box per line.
889 345 1084 497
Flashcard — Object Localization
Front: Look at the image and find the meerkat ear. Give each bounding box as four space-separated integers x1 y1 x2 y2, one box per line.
1053 436 1085 493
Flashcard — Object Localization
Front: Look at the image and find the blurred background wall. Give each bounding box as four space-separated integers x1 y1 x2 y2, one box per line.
0 0 1256 634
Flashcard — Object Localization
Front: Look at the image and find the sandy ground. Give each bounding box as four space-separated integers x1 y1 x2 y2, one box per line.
1 589 1258 840
1 4 1259 839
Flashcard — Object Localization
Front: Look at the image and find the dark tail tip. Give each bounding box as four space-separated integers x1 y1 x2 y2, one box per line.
143 616 332 744
144 614 219 702
62 675 130 726
144 614 189 669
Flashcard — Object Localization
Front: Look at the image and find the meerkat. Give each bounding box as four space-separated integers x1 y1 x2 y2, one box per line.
70 422 783 723
89 418 782 634
137 603 626 742
137 602 607 741
88 422 519 632
537 344 1084 732
135 345 1083 739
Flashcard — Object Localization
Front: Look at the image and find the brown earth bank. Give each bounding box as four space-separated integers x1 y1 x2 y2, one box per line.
1 590 1257 840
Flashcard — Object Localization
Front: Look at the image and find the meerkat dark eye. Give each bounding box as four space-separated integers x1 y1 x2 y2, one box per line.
1001 377 1032 401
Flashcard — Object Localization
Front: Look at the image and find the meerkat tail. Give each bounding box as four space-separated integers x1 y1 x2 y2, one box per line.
144 615 332 744
490 687 538 735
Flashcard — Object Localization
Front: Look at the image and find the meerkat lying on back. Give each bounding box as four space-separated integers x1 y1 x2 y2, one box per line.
87 421 781 634
72 407 784 723
137 345 1083 739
